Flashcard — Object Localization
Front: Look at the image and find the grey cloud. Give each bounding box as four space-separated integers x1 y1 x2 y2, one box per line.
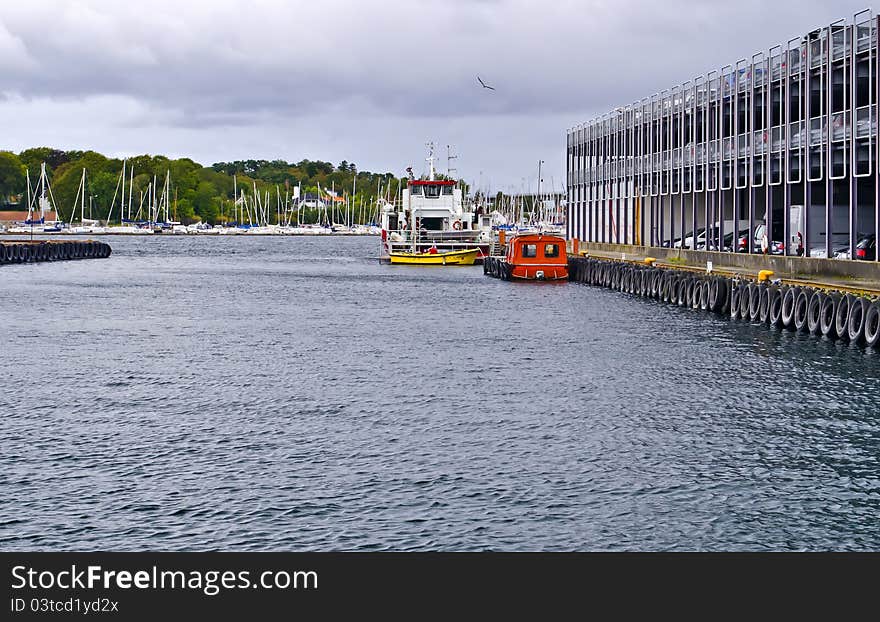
0 0 875 185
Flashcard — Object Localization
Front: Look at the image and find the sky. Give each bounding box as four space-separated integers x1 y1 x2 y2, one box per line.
0 0 874 193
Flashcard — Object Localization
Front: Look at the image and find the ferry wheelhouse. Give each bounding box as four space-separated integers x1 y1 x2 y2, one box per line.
484 233 569 281
380 147 491 262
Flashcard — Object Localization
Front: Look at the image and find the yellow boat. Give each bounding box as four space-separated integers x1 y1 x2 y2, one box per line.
389 248 479 265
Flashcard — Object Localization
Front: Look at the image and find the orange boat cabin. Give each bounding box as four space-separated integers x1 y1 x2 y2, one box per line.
495 234 568 280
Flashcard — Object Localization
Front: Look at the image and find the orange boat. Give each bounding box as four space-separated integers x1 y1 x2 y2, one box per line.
484 233 569 281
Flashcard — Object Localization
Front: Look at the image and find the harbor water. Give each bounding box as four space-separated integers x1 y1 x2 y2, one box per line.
1 235 879 551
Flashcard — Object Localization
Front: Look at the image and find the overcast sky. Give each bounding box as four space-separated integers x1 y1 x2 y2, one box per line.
0 0 873 192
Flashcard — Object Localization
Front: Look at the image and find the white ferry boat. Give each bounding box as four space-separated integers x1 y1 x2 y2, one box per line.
379 145 491 263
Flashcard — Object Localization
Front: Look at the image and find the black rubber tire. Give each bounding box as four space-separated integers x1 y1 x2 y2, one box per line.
864 301 880 348
794 289 811 333
781 287 800 329
710 278 728 314
806 292 824 335
848 297 869 345
698 279 709 310
691 278 699 308
748 284 761 321
678 278 689 307
769 286 785 327
836 294 854 342
820 294 840 339
739 283 751 320
758 286 771 324
730 283 742 319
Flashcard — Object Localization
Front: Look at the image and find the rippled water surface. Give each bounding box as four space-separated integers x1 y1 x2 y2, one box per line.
1 235 879 551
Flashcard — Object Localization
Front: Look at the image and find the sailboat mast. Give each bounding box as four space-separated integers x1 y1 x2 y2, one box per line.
120 159 126 224
25 168 32 218
39 163 46 221
128 164 134 222
80 168 86 223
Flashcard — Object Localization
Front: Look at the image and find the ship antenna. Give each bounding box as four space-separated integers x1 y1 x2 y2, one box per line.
447 144 458 178
426 142 436 181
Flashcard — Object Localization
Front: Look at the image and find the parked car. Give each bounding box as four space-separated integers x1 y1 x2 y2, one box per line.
737 224 785 255
854 233 876 261
673 227 705 249
696 229 735 252
810 241 851 259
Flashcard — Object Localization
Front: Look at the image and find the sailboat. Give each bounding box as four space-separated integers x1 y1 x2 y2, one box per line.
8 163 66 233
66 169 105 234
105 160 152 234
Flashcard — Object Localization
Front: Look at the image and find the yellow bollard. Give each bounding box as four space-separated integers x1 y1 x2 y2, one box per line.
644 257 656 266
758 269 774 282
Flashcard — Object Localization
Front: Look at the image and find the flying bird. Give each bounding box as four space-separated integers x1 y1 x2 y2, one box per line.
477 76 495 91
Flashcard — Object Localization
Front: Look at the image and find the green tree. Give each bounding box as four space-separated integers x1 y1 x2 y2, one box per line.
19 147 69 175
192 181 219 223
0 151 25 205
90 171 122 222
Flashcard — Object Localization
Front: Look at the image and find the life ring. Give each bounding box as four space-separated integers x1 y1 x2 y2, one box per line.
452 220 462 230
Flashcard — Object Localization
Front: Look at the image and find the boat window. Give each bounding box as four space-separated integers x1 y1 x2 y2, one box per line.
523 244 537 258
420 217 444 231
409 185 422 196
442 186 453 195
544 244 559 257
423 185 441 198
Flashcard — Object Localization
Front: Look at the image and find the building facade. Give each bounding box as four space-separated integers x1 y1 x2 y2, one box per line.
566 10 880 261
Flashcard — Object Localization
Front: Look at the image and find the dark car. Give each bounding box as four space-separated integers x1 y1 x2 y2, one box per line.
855 233 876 261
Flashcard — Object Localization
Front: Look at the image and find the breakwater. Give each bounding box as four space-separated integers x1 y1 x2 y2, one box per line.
0 240 111 265
568 256 880 348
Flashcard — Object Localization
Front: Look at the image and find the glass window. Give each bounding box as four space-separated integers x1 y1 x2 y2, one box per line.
442 185 453 195
523 244 537 258
544 244 559 257
424 184 441 198
409 185 422 195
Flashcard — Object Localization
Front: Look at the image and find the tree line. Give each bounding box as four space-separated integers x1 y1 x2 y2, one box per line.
0 148 409 224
